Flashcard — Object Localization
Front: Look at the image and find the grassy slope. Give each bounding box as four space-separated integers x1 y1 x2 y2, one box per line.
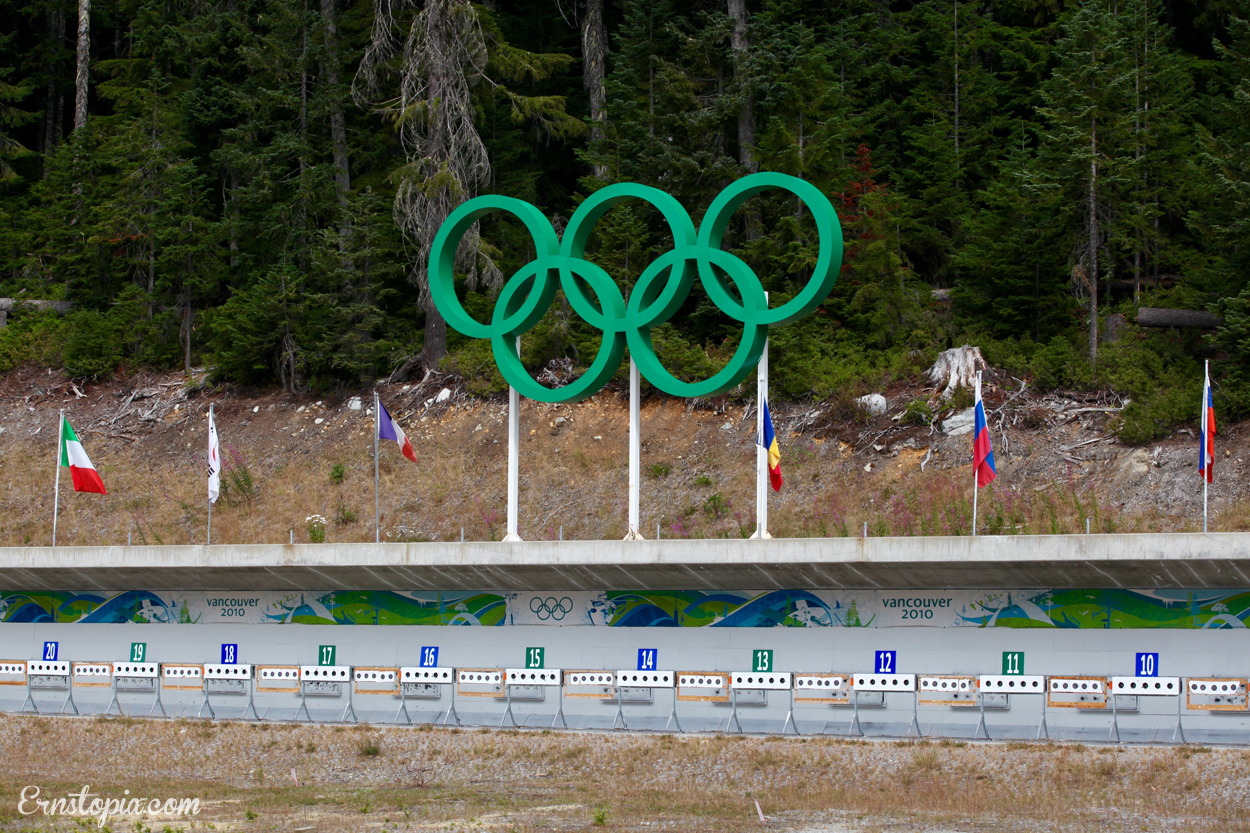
1 365 1248 548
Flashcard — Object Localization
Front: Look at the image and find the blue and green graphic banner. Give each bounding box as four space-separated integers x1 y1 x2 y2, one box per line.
0 588 1247 629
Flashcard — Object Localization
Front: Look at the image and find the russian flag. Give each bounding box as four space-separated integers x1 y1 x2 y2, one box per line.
378 400 417 465
1200 364 1216 484
758 398 783 492
973 374 997 488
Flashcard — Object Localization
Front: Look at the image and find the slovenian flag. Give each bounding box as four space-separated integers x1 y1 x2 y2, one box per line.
60 415 107 494
1200 364 1216 484
973 373 997 488
378 400 417 465
758 398 783 491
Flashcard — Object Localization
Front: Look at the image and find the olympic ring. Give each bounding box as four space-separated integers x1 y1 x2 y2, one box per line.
529 596 574 621
428 172 843 402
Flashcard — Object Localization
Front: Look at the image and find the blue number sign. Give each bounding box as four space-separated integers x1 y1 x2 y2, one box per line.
637 649 657 671
42 641 58 661
1136 652 1159 677
221 644 238 665
420 646 439 668
875 650 896 674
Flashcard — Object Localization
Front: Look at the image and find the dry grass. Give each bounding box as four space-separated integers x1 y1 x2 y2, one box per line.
0 715 1248 831
0 387 1209 547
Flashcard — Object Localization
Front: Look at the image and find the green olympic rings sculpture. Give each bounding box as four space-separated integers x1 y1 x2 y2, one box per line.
428 171 843 403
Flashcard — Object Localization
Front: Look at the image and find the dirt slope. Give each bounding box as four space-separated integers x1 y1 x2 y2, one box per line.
0 365 1246 548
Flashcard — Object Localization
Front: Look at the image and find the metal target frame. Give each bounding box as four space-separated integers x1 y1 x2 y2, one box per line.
202 664 258 721
1108 676 1183 743
612 670 678 731
297 665 355 724
22 660 71 715
107 662 163 718
727 671 793 734
396 666 458 726
502 668 566 729
976 675 1048 740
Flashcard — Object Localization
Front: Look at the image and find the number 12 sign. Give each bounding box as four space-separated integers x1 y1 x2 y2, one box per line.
875 651 896 673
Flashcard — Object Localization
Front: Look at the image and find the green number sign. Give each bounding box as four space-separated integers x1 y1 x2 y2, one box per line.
318 645 336 666
1002 651 1025 675
752 650 773 673
525 647 545 669
130 642 146 663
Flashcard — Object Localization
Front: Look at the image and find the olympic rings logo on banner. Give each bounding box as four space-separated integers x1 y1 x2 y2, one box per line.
428 172 843 403
530 596 574 621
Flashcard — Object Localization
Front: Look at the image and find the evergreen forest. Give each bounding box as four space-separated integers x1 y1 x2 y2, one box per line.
3 0 1250 443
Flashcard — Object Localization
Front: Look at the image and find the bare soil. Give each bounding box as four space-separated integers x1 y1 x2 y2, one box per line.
0 714 1247 832
1 365 1248 546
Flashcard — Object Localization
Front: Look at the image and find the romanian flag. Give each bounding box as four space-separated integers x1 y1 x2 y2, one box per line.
378 399 417 465
973 374 997 488
1200 364 1216 484
60 415 107 494
758 398 783 492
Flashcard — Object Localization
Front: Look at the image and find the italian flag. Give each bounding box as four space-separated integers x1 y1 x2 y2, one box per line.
60 416 107 494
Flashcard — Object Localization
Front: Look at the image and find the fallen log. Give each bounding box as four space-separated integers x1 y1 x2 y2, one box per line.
1136 307 1221 329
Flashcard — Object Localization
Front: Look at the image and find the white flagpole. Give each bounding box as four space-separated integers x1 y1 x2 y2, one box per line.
753 325 770 540
207 404 213 546
504 335 522 541
1204 360 1209 534
52 409 63 547
374 391 380 544
625 357 642 540
972 372 980 537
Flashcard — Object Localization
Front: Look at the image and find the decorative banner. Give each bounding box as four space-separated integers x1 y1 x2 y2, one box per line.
428 173 844 402
2 588 1249 629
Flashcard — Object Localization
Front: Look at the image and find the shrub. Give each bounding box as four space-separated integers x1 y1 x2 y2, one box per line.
330 463 346 484
899 398 934 427
647 462 672 479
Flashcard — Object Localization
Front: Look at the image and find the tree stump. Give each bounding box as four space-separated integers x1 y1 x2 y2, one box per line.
925 346 989 399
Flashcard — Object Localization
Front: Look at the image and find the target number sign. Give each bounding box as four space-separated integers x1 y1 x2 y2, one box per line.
130 643 146 663
1002 651 1025 675
1136 652 1159 677
420 647 439 668
318 645 336 667
637 649 657 671
753 650 774 673
526 647 545 670
875 650 896 674
42 641 58 661
221 644 238 665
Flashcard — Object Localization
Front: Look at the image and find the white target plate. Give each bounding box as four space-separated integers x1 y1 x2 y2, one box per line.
112 662 159 678
400 667 455 684
28 661 70 676
300 665 351 681
730 671 792 690
979 675 1046 692
677 673 729 689
852 673 916 692
204 664 254 680
1109 676 1180 695
1188 678 1246 695
72 663 112 678
566 671 615 686
1049 677 1105 694
504 668 563 686
614 670 674 688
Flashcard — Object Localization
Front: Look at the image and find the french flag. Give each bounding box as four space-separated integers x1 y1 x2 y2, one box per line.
378 400 417 465
973 373 997 488
1200 363 1216 484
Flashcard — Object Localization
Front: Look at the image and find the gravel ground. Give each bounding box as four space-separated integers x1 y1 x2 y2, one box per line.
1 714 1248 832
